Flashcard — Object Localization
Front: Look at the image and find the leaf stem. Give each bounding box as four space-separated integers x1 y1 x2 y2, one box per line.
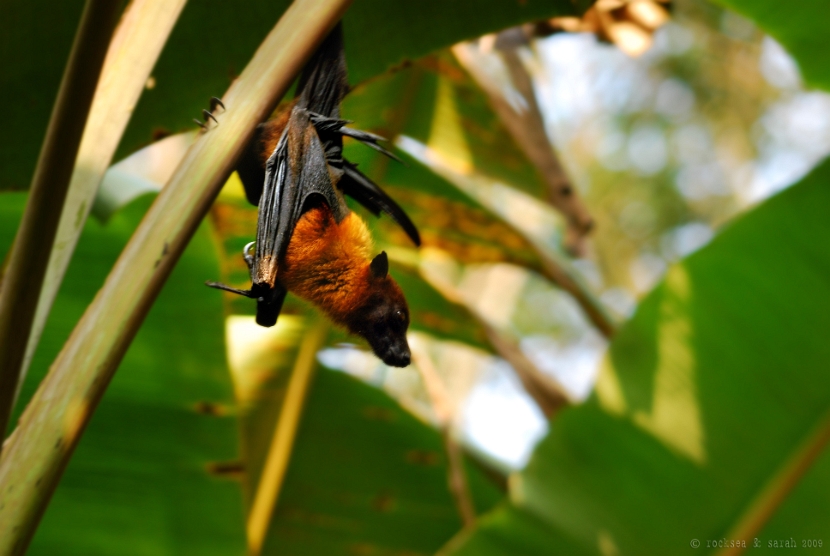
12 0 188 448
411 345 477 528
716 409 830 556
0 1 351 552
479 321 572 417
453 39 595 256
0 0 120 441
414 254 574 418
247 319 327 555
396 137 617 339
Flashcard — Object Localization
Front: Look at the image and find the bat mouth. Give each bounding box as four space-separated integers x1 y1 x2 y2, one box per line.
378 345 411 368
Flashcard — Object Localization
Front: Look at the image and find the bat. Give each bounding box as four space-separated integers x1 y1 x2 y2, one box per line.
207 22 420 368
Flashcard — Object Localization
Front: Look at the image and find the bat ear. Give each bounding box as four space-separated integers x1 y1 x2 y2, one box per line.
369 251 389 279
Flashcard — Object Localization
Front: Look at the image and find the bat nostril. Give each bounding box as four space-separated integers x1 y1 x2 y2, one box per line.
395 348 411 367
381 346 411 368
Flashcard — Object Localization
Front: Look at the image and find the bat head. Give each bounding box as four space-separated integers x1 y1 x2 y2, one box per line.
348 252 412 367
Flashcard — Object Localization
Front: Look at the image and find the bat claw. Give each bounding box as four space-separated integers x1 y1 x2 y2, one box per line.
210 97 225 113
203 109 218 125
308 111 351 125
307 111 402 162
242 241 256 272
341 127 403 163
309 112 351 134
195 99 224 132
206 281 256 298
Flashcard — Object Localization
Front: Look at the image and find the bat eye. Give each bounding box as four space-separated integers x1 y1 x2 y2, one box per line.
395 310 405 321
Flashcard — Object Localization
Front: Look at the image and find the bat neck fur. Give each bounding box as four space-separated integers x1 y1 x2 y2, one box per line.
280 200 391 324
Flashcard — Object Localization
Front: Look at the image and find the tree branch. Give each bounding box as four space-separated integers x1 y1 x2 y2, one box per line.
453 38 595 256
479 321 572 418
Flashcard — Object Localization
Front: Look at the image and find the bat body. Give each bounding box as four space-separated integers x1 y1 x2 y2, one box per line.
209 23 419 367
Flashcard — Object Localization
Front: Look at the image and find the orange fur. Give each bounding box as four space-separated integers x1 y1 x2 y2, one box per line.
248 105 409 351
279 202 404 327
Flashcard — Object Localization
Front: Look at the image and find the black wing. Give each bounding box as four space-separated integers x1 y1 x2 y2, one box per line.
253 108 345 281
216 22 421 326
215 25 351 327
248 107 345 327
236 23 419 245
340 162 420 246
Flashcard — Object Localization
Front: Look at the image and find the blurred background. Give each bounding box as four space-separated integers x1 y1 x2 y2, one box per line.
311 0 830 470
4 0 830 553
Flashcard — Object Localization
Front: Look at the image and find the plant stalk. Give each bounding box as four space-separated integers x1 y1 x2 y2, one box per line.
453 40 595 256
0 1 351 553
0 0 120 441
11 0 188 444
480 321 572 417
716 409 830 556
411 345 478 527
246 320 327 555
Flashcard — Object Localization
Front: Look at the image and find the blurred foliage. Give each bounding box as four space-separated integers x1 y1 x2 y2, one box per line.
4 0 830 554
262 366 504 554
446 156 830 556
0 0 587 191
0 193 245 555
555 0 777 297
713 0 830 91
442 0 830 554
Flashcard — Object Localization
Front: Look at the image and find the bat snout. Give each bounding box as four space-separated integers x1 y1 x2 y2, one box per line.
367 332 410 367
380 344 411 368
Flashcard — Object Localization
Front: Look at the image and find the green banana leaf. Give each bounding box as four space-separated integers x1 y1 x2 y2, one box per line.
443 1 830 553
442 129 830 556
224 311 504 554
0 192 245 555
1 0 588 191
262 367 505 554
712 0 830 91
